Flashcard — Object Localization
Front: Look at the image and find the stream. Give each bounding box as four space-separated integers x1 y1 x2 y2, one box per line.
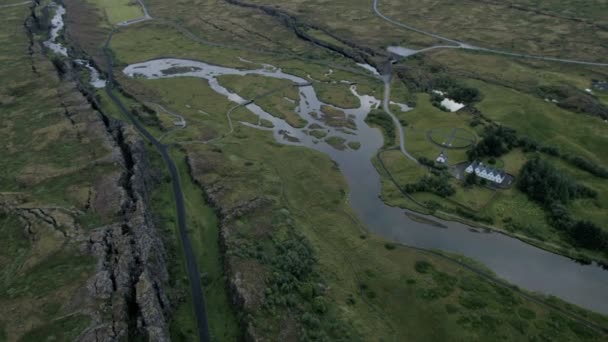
44 4 106 89
42 0 608 317
123 58 608 315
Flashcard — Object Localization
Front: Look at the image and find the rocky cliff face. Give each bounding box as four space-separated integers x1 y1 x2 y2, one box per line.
23 4 173 339
83 131 171 342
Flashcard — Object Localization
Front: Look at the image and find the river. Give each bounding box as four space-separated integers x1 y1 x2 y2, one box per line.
123 58 608 315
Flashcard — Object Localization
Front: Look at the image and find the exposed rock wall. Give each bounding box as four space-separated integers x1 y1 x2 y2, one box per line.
23 3 173 340
83 133 171 342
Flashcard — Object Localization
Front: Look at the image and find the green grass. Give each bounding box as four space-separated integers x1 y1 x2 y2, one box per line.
18 314 91 342
472 79 608 164
101 1 608 339
148 146 240 341
400 93 475 163
365 109 397 147
180 120 607 340
315 82 360 108
378 80 608 261
218 74 309 128
87 0 144 24
0 4 118 340
325 135 347 150
378 0 608 61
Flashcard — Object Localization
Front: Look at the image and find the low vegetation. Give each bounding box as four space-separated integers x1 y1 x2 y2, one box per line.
518 158 607 253
365 109 396 146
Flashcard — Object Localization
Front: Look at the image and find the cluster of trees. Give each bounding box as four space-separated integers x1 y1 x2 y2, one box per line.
246 212 354 341
430 92 450 112
467 125 518 160
548 204 608 252
405 174 456 198
517 158 606 252
418 156 447 170
564 155 608 179
536 85 608 120
468 125 608 179
518 158 597 206
430 77 482 105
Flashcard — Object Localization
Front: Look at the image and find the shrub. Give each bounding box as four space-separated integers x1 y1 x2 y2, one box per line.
405 175 455 198
518 157 593 206
563 155 608 178
467 125 518 160
459 294 487 310
414 260 433 274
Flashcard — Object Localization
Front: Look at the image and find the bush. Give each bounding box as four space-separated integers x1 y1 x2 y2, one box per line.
563 155 608 178
405 175 455 198
445 304 459 314
384 243 396 250
467 125 518 160
517 157 594 206
430 76 481 104
569 221 607 251
414 260 433 274
459 294 487 310
365 110 395 147
518 307 536 320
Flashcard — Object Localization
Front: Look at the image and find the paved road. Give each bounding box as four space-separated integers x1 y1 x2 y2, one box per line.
103 30 210 342
373 0 608 66
381 73 418 163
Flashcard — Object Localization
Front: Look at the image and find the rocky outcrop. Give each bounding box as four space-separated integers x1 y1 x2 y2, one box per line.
224 0 386 66
24 3 172 339
82 125 171 342
185 153 271 341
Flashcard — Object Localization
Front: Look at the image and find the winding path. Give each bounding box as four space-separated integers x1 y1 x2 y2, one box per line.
381 73 417 163
373 0 608 66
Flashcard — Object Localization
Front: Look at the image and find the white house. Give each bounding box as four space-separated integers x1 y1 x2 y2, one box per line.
465 161 505 184
436 152 447 164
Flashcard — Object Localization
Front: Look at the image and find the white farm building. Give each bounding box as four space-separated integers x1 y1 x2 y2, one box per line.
465 161 506 184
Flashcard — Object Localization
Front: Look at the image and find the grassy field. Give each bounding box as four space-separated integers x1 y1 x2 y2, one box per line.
0 3 122 340
377 68 608 261
149 148 240 341
217 74 310 128
239 0 608 62
87 0 144 24
379 0 608 60
33 0 608 339
105 11 608 338
398 93 474 163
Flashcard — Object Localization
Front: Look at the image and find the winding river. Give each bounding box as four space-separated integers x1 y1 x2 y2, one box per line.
124 58 608 315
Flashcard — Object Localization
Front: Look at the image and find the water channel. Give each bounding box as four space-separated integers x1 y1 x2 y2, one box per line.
41 0 608 315
40 0 608 318
123 58 608 315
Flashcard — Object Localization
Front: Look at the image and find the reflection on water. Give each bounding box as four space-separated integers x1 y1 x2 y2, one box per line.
44 3 106 89
43 4 67 57
123 58 608 315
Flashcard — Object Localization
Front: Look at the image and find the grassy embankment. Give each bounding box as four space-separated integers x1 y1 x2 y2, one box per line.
87 0 143 24
378 0 608 60
93 72 243 341
241 0 608 62
0 3 120 340
104 14 608 338
375 46 608 262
